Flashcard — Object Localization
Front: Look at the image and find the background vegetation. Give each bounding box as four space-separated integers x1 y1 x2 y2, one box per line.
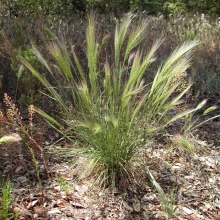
0 0 219 106
1 0 220 17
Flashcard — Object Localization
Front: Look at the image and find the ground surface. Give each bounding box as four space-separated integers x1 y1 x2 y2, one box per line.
0 103 219 220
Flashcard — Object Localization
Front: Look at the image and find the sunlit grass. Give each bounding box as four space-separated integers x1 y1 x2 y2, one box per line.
21 13 202 189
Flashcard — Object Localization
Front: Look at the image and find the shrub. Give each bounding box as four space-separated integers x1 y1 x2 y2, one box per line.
0 0 75 18
21 13 201 188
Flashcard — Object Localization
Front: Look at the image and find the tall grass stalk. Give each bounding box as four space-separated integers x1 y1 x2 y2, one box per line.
29 147 44 196
0 179 12 220
182 99 220 134
146 167 176 217
22 13 200 188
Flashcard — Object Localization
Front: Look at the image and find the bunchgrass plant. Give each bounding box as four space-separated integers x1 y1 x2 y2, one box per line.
22 13 201 188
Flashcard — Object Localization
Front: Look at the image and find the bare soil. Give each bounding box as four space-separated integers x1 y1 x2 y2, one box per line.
0 102 219 220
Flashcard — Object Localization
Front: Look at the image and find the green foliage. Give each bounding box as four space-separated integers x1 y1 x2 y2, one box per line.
131 0 167 14
0 0 75 18
11 47 41 108
0 10 219 113
0 179 13 220
1 0 219 18
88 0 130 15
182 0 220 16
135 0 220 16
0 21 45 108
57 176 75 194
60 177 68 192
21 14 202 189
163 1 187 15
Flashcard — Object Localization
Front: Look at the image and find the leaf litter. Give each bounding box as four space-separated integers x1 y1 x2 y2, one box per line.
0 116 219 219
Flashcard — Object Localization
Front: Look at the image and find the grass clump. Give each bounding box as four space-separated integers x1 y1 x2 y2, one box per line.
22 13 200 188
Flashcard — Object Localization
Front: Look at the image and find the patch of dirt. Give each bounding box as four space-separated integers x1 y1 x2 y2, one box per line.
194 117 220 147
0 95 219 219
0 120 219 220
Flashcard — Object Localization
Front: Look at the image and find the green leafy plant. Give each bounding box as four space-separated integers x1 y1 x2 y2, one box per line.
0 26 44 110
60 177 68 193
22 13 202 189
58 177 75 194
163 1 186 15
0 0 69 18
0 179 12 220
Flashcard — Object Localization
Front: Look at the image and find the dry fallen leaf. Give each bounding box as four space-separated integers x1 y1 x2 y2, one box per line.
133 201 141 212
48 208 62 215
16 176 28 183
54 185 61 191
70 201 87 209
123 201 133 211
182 206 193 215
13 205 33 217
33 205 47 216
15 165 23 173
27 200 38 209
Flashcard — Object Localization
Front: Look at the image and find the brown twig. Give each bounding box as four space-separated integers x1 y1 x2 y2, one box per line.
0 93 50 180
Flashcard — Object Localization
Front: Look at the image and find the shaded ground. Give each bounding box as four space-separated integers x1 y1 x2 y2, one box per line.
0 98 219 220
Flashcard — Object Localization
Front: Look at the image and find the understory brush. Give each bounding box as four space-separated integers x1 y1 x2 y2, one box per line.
0 13 219 109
